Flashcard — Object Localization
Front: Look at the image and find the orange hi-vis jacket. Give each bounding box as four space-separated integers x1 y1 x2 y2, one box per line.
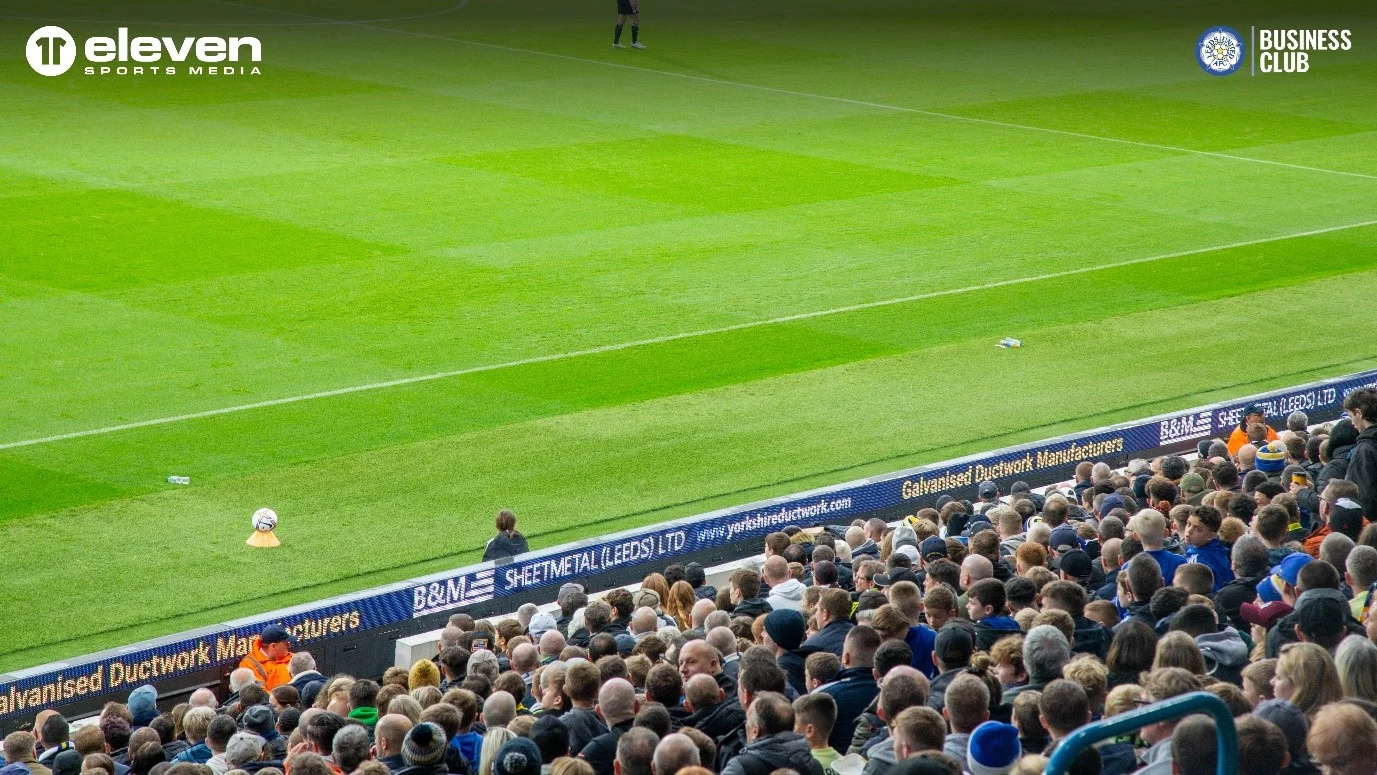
239 636 293 689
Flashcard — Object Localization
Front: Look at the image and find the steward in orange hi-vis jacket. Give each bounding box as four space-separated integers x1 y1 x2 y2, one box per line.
239 624 296 689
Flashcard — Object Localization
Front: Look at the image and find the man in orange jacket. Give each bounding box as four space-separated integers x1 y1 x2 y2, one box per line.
1227 403 1278 456
239 624 296 690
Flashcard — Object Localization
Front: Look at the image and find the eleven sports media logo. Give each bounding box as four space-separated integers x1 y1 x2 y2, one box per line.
25 25 262 77
1197 25 1353 76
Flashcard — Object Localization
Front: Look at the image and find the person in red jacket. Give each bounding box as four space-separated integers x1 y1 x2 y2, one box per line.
240 624 296 690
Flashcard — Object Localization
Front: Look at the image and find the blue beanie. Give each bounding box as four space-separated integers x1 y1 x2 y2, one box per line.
967 721 1021 775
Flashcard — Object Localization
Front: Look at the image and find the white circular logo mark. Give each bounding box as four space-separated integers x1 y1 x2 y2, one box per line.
1197 26 1244 76
27 26 76 76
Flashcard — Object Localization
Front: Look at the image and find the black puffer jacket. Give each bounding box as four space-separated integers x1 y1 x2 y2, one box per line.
1351 425 1377 522
719 732 824 775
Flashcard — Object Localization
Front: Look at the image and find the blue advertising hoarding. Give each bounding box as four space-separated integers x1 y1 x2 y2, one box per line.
3 368 1373 720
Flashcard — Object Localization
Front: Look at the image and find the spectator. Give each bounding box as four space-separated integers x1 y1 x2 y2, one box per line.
1167 714 1216 775
483 510 529 562
940 674 988 763
650 734 697 775
1345 388 1377 519
818 627 881 752
1002 626 1068 706
800 590 854 657
1037 681 1098 774
720 693 821 775
374 715 413 773
963 721 1021 775
238 626 296 691
1234 715 1289 775
1136 668 1203 775
577 679 637 775
5 732 53 775
1307 701 1377 775
729 570 773 619
926 627 974 712
763 557 805 612
791 694 839 774
966 580 1020 651
1273 642 1342 718
399 723 448 775
1183 506 1234 592
1127 511 1186 586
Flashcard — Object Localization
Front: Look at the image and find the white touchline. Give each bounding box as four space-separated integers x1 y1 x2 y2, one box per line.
3 218 1375 452
206 0 1377 183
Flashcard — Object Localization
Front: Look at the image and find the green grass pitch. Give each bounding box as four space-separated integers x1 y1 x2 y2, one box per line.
1 0 1375 671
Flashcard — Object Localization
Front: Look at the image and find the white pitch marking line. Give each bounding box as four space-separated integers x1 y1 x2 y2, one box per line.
205 0 1377 183
3 218 1375 452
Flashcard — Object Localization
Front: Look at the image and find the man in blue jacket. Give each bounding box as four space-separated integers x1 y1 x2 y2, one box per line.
818 626 881 753
800 590 854 657
1184 505 1234 592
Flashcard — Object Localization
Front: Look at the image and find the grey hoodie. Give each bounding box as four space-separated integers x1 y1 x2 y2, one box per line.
860 737 896 775
1196 628 1249 668
767 579 807 612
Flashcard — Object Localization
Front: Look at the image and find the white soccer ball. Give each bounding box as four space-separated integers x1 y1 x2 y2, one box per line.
252 507 278 532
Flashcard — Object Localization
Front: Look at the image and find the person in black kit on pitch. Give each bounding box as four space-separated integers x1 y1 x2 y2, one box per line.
482 509 529 562
613 0 646 49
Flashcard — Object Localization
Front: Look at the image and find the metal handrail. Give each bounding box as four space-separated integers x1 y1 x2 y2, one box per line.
1045 691 1237 775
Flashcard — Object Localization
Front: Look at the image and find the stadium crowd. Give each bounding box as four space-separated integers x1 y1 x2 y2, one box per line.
7 390 1377 775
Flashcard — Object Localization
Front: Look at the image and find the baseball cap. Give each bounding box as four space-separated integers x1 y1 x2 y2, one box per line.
1240 600 1291 629
1331 499 1366 536
528 612 557 639
1049 526 1082 553
260 624 297 648
1180 473 1206 496
632 588 660 610
920 536 948 562
894 545 920 564
978 481 998 500
1058 549 1092 580
1294 589 1349 640
935 626 975 664
1243 403 1266 417
1097 494 1126 518
1274 553 1313 588
872 572 893 588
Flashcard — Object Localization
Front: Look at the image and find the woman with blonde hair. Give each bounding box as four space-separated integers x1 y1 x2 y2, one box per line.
410 685 442 709
549 759 596 775
1336 635 1377 702
479 727 516 775
1152 631 1206 675
665 581 696 630
1274 642 1343 717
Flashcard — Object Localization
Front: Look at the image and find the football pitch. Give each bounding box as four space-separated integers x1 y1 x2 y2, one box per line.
2 0 1376 671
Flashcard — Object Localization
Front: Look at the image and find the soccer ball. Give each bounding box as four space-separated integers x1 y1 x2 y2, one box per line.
252 508 278 532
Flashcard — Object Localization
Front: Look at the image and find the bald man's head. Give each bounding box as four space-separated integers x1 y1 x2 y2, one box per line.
632 608 659 635
512 643 540 673
189 689 218 709
375 714 413 758
677 640 722 682
691 600 716 630
539 630 567 657
684 675 723 712
598 678 638 726
960 554 993 586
